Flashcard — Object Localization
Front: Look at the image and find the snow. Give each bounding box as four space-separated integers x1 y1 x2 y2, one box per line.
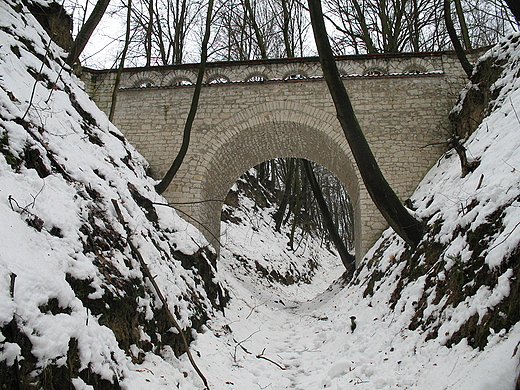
1 1 520 389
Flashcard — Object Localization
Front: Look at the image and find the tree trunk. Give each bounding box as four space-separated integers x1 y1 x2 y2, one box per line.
444 0 473 78
274 158 295 232
503 0 520 23
145 0 154 66
351 0 377 54
244 0 268 59
66 0 110 67
307 0 423 248
155 0 213 194
173 0 188 64
454 0 471 50
303 160 355 271
109 0 132 122
281 0 294 57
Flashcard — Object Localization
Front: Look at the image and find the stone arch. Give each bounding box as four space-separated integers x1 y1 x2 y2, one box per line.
338 67 350 77
131 78 155 88
245 71 268 82
124 71 161 88
207 74 230 84
282 70 308 80
183 102 364 264
168 76 194 86
363 67 387 76
399 57 435 74
402 64 427 74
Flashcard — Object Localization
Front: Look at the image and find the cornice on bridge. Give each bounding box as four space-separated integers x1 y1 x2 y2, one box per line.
82 48 488 91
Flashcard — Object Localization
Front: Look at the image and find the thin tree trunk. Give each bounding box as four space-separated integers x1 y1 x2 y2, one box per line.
173 0 188 64
244 0 268 58
503 0 520 23
155 6 168 65
407 0 418 52
303 160 355 271
155 0 213 194
444 0 473 78
281 0 294 57
66 0 111 67
109 0 132 122
454 0 471 50
275 158 295 232
307 0 423 248
145 0 154 66
351 0 378 54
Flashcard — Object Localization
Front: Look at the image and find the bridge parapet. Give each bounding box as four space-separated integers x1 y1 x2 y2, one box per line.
84 51 463 92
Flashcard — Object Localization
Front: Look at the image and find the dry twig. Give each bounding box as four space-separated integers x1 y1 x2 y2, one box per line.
256 348 286 370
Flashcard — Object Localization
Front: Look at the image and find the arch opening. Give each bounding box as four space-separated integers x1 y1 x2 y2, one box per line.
169 77 194 86
283 70 308 80
245 72 267 82
188 120 364 268
363 67 387 76
403 64 427 74
219 158 355 301
207 74 230 84
132 78 155 88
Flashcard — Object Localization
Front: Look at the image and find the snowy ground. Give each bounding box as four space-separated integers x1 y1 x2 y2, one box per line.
191 259 520 390
220 185 346 303
1 1 519 389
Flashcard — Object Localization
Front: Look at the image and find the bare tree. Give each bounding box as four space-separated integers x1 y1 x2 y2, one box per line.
324 0 517 55
308 0 424 248
66 0 111 67
124 0 201 65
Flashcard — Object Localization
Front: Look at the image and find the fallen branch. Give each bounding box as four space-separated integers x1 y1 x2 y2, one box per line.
256 348 286 370
246 300 268 319
233 331 259 362
111 199 210 389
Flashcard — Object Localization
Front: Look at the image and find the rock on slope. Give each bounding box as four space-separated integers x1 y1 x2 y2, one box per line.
0 1 226 388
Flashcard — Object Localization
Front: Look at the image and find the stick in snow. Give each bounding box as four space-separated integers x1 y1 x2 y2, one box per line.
111 199 210 389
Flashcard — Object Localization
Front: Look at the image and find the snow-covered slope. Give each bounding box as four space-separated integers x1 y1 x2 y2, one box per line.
0 1 226 388
1 0 520 389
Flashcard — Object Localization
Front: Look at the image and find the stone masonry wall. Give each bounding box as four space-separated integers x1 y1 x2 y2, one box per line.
82 51 474 263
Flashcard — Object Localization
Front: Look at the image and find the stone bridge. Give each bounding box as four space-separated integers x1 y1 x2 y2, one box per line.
83 50 473 264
